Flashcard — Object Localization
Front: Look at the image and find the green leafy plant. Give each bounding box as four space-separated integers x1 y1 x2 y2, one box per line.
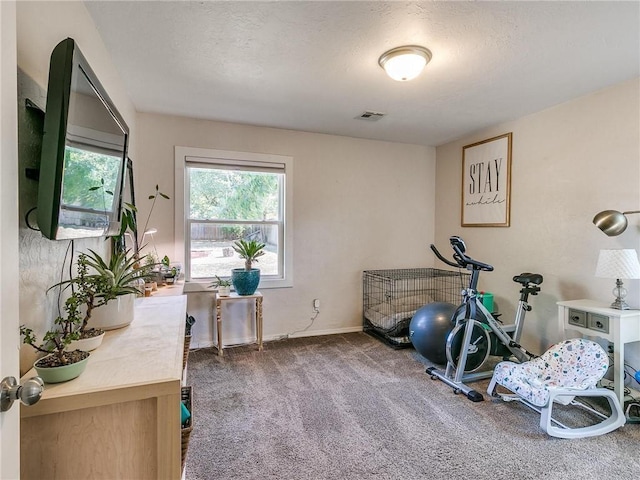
20 252 104 365
142 185 171 239
112 184 170 256
115 201 138 252
78 249 148 305
20 302 84 365
159 255 179 278
209 275 232 288
139 252 158 275
233 239 266 271
47 249 149 333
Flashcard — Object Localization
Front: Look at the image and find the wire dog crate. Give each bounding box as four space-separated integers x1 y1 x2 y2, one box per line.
363 268 469 348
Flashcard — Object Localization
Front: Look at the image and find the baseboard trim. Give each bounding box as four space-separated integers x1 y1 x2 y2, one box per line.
190 326 363 350
285 326 363 339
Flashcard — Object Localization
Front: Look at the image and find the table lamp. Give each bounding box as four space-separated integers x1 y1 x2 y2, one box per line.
595 249 640 310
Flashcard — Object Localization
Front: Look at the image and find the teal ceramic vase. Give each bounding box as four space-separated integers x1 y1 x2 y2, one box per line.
231 268 260 295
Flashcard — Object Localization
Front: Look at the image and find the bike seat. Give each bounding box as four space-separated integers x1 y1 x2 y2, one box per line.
513 273 543 286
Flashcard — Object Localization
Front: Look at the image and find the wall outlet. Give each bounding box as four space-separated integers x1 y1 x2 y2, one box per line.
313 299 320 309
608 343 614 353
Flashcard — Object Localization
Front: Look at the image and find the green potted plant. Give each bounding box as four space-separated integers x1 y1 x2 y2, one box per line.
209 275 232 297
86 248 151 329
57 249 150 331
20 290 91 384
60 252 108 351
141 253 159 291
230 239 265 295
40 249 120 356
158 255 182 285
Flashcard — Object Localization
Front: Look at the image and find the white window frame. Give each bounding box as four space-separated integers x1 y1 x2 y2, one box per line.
175 146 293 289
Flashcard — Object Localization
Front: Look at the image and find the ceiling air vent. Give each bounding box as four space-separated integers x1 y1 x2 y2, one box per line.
356 111 385 121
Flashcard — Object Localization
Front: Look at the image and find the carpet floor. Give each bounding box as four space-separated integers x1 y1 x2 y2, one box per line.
185 333 640 480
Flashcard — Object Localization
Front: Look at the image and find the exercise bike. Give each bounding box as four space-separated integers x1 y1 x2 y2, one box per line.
426 236 543 402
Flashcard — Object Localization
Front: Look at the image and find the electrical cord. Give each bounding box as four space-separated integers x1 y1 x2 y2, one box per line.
55 240 74 317
25 206 39 231
285 308 320 338
602 351 640 422
606 351 640 389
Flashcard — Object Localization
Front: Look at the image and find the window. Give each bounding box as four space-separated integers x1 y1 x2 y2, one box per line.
175 147 293 288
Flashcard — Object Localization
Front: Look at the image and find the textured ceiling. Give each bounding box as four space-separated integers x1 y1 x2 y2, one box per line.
85 1 640 147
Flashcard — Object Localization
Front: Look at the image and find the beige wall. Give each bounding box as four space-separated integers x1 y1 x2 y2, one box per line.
13 1 639 379
435 78 640 369
16 1 137 374
16 2 137 136
135 113 436 346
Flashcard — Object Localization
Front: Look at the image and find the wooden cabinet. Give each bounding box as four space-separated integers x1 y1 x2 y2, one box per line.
20 295 187 480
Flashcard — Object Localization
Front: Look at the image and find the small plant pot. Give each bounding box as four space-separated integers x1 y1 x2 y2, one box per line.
217 285 231 297
34 352 90 384
151 271 164 284
66 330 105 352
231 268 260 296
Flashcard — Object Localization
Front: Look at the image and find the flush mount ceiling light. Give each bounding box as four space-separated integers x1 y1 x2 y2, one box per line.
378 45 432 81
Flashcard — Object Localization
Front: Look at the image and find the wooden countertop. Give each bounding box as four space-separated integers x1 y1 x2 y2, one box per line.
150 281 185 297
21 295 187 418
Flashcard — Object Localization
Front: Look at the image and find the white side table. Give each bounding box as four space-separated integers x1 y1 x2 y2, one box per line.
215 292 263 356
558 299 640 409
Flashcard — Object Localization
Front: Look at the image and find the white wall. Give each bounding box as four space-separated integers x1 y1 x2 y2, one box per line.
435 78 640 376
135 113 436 347
16 1 137 374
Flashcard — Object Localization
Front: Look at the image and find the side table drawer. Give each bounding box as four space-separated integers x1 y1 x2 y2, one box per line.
568 309 587 328
567 308 610 335
588 313 609 334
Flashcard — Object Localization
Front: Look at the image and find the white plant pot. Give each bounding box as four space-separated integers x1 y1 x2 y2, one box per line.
86 294 136 331
66 331 105 352
217 285 231 297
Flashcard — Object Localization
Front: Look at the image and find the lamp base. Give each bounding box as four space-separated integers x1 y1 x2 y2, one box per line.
610 298 631 310
610 278 630 310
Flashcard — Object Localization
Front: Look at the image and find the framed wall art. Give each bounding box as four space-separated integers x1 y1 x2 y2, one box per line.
461 132 512 227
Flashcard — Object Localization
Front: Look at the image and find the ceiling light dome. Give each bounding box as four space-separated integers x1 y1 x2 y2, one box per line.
378 45 432 81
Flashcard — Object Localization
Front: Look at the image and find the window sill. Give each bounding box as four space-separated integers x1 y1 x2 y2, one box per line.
183 279 292 294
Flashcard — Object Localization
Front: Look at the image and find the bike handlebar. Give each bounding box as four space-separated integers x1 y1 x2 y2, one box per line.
430 244 460 268
430 236 494 272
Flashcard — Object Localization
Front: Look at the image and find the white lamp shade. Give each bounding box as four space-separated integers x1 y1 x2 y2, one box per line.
595 249 640 279
378 46 432 81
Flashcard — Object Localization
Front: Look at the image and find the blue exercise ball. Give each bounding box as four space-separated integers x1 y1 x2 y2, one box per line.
409 302 457 365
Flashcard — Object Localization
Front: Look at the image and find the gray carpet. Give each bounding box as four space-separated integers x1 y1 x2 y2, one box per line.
185 333 640 479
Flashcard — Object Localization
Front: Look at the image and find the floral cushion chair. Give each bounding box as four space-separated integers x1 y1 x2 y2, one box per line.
487 338 626 439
